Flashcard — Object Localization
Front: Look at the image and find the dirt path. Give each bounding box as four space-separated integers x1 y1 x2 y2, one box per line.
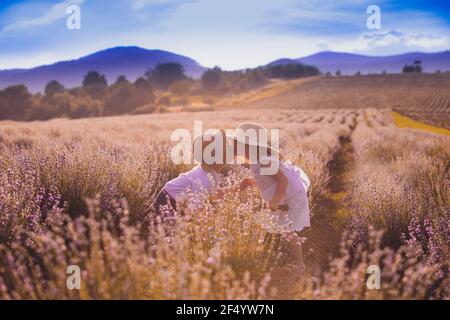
303 118 357 272
270 118 357 298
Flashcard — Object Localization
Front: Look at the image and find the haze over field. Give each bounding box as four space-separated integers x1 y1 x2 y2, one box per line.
0 47 206 92
1 46 450 92
270 50 450 75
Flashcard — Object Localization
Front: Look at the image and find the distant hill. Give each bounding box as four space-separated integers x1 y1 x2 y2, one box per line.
0 46 207 92
269 51 450 75
3 47 450 92
267 58 299 66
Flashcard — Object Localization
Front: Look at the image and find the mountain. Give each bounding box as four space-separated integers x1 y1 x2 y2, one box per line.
267 58 299 66
269 51 450 75
0 46 207 92
3 47 449 92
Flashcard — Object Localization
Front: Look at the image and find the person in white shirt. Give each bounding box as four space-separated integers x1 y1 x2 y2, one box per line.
233 122 311 270
153 129 237 224
163 163 220 214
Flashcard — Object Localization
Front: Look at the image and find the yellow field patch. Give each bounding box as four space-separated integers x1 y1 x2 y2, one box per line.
392 111 450 137
217 76 320 108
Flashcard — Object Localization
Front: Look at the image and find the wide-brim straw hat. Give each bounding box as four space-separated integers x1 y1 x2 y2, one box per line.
193 129 235 164
233 122 270 148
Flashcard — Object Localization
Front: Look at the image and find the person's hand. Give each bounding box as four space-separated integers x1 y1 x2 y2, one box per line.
240 177 255 190
216 189 225 200
268 199 280 211
210 189 225 201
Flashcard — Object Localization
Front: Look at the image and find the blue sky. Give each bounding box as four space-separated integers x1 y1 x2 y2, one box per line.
0 0 449 70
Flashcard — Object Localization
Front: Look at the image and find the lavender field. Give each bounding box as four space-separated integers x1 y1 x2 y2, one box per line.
0 107 448 299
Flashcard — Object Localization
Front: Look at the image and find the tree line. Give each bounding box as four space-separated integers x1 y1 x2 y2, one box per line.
0 62 319 121
402 60 422 73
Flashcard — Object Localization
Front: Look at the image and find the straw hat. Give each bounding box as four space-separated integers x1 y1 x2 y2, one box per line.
193 129 234 164
233 122 270 147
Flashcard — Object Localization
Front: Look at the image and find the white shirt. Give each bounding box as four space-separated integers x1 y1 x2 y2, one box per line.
250 156 311 232
164 165 219 203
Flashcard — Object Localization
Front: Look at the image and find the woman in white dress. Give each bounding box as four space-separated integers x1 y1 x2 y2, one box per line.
233 122 311 269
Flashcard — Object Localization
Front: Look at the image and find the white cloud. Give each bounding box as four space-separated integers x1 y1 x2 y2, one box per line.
1 0 84 33
404 33 448 49
355 30 449 54
315 41 330 52
131 0 189 11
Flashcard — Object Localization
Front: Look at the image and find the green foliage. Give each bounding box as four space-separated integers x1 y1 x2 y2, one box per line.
403 64 422 73
82 71 108 100
241 68 267 88
0 61 322 121
403 60 422 73
0 70 157 121
103 82 132 115
146 63 187 90
128 78 155 111
104 77 155 115
0 84 32 120
156 96 171 106
82 70 108 87
264 63 320 79
169 79 194 96
199 63 317 96
200 67 268 95
201 66 223 90
115 75 128 84
45 80 65 95
29 91 102 120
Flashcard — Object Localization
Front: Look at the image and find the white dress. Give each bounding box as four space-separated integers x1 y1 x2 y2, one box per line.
250 157 311 233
